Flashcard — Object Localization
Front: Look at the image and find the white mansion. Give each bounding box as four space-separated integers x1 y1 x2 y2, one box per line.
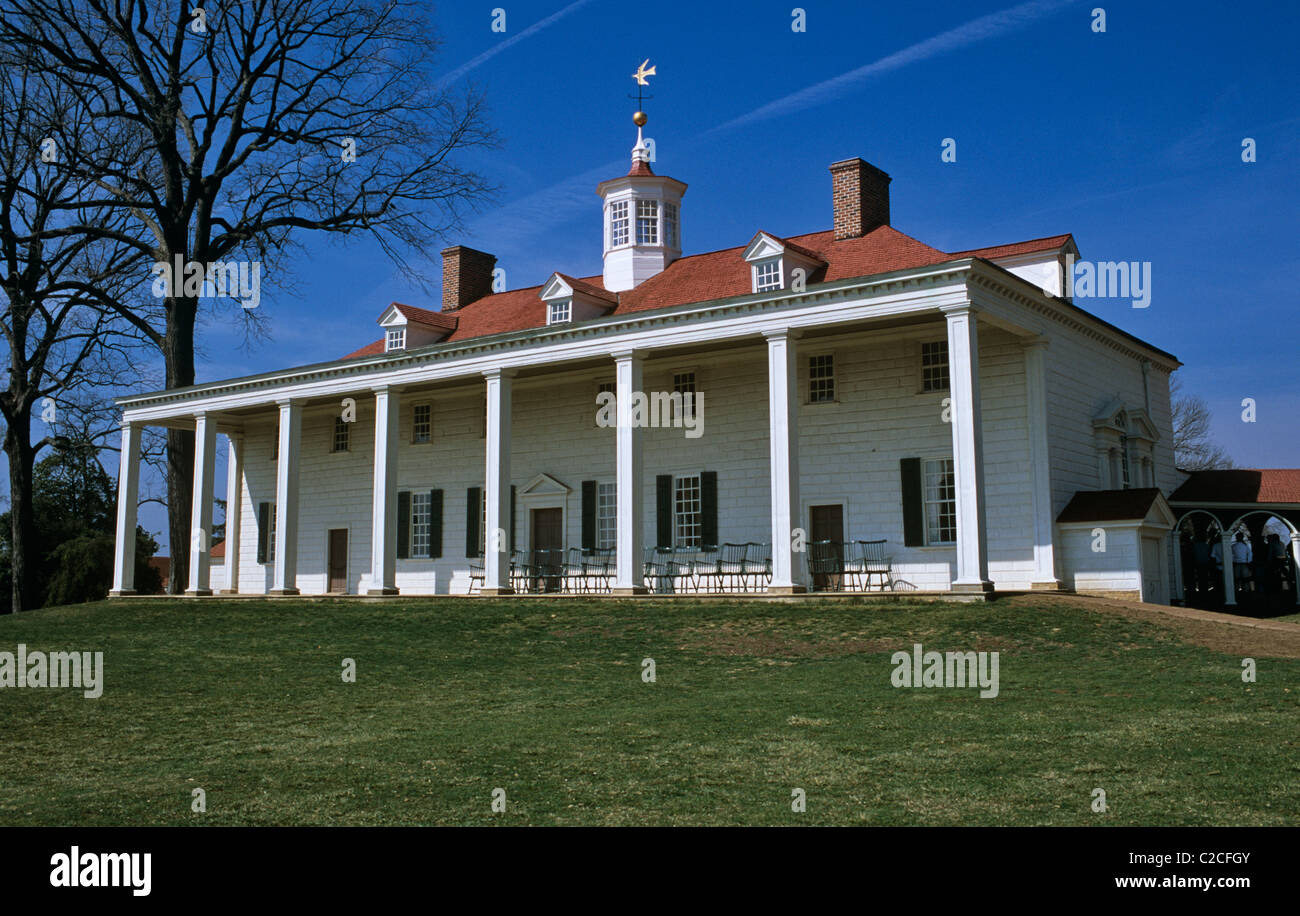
110 128 1185 601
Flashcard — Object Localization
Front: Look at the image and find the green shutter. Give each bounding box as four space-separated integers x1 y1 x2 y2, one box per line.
256 502 269 563
397 491 410 559
581 480 597 551
700 471 718 547
656 475 673 548
429 490 443 559
466 487 482 558
900 458 924 547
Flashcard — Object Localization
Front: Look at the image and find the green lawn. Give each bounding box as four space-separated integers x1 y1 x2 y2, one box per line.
1 595 1296 826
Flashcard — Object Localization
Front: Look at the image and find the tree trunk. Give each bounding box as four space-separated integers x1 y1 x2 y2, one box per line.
4 406 36 613
164 297 197 595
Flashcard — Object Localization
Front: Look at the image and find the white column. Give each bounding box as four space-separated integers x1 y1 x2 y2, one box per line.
1291 534 1300 601
945 306 992 593
613 351 647 594
271 400 302 596
368 386 401 595
1220 530 1236 607
221 435 243 594
766 330 805 593
110 421 142 596
186 412 218 595
482 369 514 595
1024 340 1059 588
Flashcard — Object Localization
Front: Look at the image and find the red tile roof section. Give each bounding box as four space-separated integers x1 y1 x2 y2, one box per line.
1170 470 1300 505
340 226 1072 359
556 273 617 304
949 233 1074 260
627 159 655 176
392 302 458 331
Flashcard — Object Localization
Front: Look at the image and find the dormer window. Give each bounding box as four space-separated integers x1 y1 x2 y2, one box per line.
547 299 572 325
609 201 629 247
636 200 659 245
385 327 406 351
755 258 782 292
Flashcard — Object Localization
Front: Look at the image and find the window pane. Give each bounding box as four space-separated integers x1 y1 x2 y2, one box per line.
636 199 658 245
921 341 949 392
755 259 781 292
923 458 956 545
809 354 834 403
663 202 678 248
673 475 702 548
413 404 431 443
609 201 629 247
411 492 431 558
597 482 617 549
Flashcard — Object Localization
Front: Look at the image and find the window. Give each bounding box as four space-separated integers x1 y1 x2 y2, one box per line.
385 327 406 351
673 370 697 421
673 475 702 548
1120 435 1131 489
412 404 431 444
923 457 957 545
609 201 629 247
332 417 350 453
921 340 949 392
636 199 658 245
755 258 781 292
411 492 431 558
663 202 678 248
595 380 615 428
548 299 572 325
809 354 835 403
597 482 617 549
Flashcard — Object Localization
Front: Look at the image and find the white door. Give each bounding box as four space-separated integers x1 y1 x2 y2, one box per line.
1141 536 1167 604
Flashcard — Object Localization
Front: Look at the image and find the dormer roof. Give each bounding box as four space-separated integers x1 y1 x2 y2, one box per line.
379 302 458 332
540 273 617 305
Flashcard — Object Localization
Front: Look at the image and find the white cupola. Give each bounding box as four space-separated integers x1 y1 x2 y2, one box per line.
595 115 687 292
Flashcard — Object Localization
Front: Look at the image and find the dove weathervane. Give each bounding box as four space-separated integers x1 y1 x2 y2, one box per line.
630 59 655 127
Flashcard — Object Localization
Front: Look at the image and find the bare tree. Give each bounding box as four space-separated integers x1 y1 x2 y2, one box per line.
0 0 495 592
1171 376 1235 471
0 57 153 613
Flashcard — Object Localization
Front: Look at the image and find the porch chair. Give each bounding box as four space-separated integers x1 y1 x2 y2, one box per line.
718 543 749 592
468 561 485 595
509 549 532 593
693 545 722 593
586 547 615 594
743 542 772 592
856 539 894 591
563 547 589 594
808 539 845 592
643 547 673 593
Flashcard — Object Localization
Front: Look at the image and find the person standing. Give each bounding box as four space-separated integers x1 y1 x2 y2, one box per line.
1231 531 1253 595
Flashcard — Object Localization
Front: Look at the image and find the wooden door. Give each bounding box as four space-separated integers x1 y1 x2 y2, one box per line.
328 528 348 593
531 508 564 592
809 504 844 591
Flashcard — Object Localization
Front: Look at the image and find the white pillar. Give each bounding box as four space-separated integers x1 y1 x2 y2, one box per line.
482 369 514 595
945 306 992 593
221 435 243 594
613 351 648 595
1291 533 1300 601
1024 340 1059 588
368 386 401 596
270 400 302 596
766 330 805 593
1220 530 1236 607
185 412 218 595
110 421 142 596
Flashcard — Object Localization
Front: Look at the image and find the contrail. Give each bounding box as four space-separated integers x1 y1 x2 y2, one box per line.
709 0 1083 133
436 0 598 88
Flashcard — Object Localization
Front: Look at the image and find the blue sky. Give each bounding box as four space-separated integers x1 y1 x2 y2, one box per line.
156 0 1297 542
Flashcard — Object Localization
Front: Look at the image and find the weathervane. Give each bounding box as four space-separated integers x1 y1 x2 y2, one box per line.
629 59 655 127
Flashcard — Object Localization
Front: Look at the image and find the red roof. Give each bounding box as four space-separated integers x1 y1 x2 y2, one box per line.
627 159 655 177
949 233 1074 260
1171 470 1300 505
340 225 1066 358
391 302 458 331
555 273 617 304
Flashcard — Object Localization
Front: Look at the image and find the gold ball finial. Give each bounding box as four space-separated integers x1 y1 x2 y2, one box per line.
633 111 648 127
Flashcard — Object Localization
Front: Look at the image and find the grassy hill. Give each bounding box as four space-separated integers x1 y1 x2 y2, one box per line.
1 594 1296 825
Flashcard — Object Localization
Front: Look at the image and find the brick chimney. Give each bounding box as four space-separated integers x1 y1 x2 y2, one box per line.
829 158 891 240
441 245 497 311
